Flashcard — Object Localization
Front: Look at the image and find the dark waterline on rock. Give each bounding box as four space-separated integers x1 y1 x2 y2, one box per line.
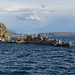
0 36 75 75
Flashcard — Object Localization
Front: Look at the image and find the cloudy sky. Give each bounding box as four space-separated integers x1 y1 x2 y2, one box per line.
0 0 75 34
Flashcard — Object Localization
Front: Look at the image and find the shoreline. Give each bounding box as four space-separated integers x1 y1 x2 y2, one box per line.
0 40 71 47
0 34 72 47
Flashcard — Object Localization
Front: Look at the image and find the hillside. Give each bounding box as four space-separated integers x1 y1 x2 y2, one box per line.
8 30 26 38
0 22 10 40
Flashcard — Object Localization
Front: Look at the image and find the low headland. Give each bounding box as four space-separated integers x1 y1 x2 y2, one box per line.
0 22 72 47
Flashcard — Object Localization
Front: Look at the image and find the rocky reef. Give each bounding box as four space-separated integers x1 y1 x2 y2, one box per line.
0 22 10 41
0 22 72 47
15 34 72 47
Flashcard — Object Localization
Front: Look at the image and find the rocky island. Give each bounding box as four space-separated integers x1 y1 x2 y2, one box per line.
0 22 72 47
15 34 71 47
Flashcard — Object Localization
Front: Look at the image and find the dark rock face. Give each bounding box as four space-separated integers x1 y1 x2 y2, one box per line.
0 22 10 41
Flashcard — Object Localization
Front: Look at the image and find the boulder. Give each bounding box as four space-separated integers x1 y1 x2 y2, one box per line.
67 41 71 47
58 39 61 44
43 37 50 42
36 34 43 41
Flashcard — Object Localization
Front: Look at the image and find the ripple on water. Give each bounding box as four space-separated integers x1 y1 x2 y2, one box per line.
0 43 75 75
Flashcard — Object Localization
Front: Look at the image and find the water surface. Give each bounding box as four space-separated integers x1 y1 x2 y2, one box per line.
0 36 75 75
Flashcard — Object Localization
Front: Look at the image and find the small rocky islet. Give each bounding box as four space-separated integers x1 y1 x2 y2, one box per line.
0 22 72 47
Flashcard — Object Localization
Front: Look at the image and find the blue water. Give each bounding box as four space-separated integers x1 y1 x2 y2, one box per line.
0 36 75 75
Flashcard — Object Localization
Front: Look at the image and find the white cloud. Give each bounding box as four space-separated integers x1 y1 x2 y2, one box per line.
16 9 51 21
17 12 41 21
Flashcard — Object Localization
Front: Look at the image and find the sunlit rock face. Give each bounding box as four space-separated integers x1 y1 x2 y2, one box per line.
0 22 10 41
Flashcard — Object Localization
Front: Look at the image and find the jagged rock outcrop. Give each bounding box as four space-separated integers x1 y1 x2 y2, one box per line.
33 34 43 42
0 22 10 41
15 33 72 47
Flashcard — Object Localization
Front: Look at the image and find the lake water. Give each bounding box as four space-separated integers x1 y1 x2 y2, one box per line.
0 36 75 75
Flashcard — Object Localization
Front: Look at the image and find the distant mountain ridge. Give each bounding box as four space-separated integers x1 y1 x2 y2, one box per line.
8 30 75 38
39 32 75 37
8 30 26 38
8 30 17 35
